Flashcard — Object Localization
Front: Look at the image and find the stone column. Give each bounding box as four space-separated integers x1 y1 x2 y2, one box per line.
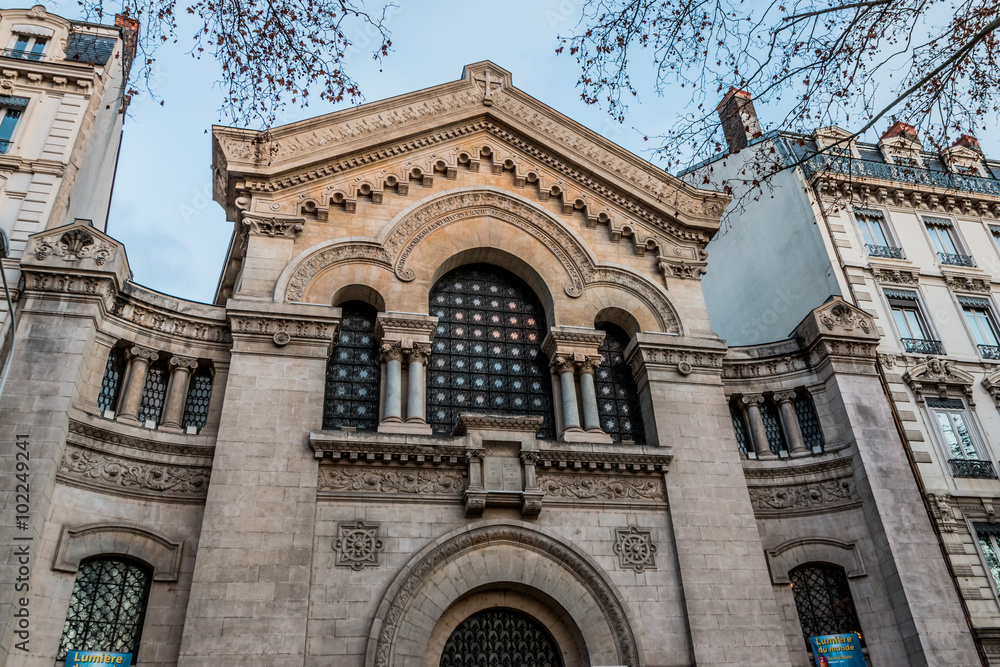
405 343 431 423
116 344 158 424
552 356 582 432
577 356 602 432
773 390 808 456
381 341 404 423
741 394 777 459
160 355 199 431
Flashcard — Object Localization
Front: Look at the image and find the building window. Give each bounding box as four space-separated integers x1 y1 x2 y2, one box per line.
137 358 168 425
323 301 380 431
976 524 1000 595
730 400 750 456
594 322 645 444
924 216 975 267
427 264 554 438
182 366 213 431
57 557 152 661
959 296 1000 359
4 34 47 60
760 399 787 454
885 289 943 354
854 208 902 259
0 96 28 154
97 346 128 414
990 225 1000 253
794 393 825 451
789 564 865 649
439 608 564 667
927 397 996 478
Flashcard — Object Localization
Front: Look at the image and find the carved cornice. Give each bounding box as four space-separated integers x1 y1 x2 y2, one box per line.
453 413 545 435
814 169 1000 218
58 444 210 500
723 352 810 380
111 297 231 345
228 312 337 342
242 212 304 238
22 271 116 300
309 437 468 462
67 418 215 458
982 370 1000 410
871 266 920 286
742 455 854 480
535 449 671 472
942 270 991 294
904 356 976 405
657 255 708 281
537 473 665 501
318 466 466 496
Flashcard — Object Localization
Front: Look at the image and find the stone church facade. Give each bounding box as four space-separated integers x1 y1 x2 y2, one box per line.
0 62 984 666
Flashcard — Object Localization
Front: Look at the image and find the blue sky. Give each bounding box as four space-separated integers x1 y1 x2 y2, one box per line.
45 0 1000 303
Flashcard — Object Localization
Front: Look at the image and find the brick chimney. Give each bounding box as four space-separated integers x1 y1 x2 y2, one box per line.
716 87 762 153
954 134 982 153
880 120 919 141
115 14 139 77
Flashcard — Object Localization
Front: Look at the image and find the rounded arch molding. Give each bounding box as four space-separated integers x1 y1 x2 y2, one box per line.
364 519 643 667
51 522 183 582
276 187 681 334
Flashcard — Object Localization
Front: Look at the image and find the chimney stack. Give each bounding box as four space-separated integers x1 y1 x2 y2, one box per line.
954 134 982 153
716 87 762 154
880 120 919 142
114 14 139 78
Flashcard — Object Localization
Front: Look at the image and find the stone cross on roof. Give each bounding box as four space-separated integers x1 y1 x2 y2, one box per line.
473 69 504 106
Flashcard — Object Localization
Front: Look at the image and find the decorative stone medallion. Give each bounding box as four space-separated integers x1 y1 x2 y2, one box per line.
614 526 657 573
334 520 384 570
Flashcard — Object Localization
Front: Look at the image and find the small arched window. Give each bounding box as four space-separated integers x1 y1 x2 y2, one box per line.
594 322 645 444
182 366 213 431
323 301 381 430
137 358 168 425
57 556 152 660
789 563 865 649
97 346 128 414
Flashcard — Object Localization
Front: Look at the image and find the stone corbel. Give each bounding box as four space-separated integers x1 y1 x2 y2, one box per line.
657 255 708 284
983 370 1000 411
520 451 543 517
242 212 305 238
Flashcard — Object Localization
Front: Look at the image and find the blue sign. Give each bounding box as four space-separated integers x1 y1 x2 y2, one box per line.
65 652 132 667
808 634 865 667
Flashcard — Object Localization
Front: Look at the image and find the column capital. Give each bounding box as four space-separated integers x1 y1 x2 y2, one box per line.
772 390 797 404
576 355 602 375
741 393 765 407
380 341 404 363
129 344 159 362
404 342 432 364
241 212 305 239
169 355 199 371
550 355 576 375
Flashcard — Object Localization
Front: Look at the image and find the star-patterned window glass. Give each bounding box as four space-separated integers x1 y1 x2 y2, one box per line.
323 301 381 430
97 346 128 413
136 359 168 425
789 563 865 650
439 608 564 667
182 366 213 431
427 264 554 438
594 322 645 444
57 557 152 661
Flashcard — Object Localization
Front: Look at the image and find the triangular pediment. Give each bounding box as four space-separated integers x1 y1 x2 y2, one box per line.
212 61 728 240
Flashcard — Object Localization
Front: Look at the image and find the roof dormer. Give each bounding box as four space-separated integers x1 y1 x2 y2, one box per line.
813 126 859 159
878 121 924 167
0 5 72 62
942 135 985 176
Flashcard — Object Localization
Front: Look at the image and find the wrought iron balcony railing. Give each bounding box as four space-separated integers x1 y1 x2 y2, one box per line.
0 48 43 61
866 244 904 259
979 344 1000 360
0 140 10 155
937 252 976 267
901 338 944 355
802 154 1000 197
949 458 998 479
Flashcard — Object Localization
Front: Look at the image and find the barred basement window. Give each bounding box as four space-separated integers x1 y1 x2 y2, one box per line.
136 359 168 425
794 393 825 451
427 264 554 438
729 400 750 456
97 346 128 413
976 524 1000 594
594 322 645 444
57 557 152 661
760 399 787 454
323 301 380 430
789 563 865 649
182 366 213 430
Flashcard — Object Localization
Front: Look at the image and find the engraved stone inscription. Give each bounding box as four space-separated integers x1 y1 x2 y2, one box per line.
484 456 522 491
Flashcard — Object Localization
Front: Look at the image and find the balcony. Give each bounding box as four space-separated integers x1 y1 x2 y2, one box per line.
980 344 1000 360
937 252 975 267
802 154 1000 198
0 48 43 61
948 458 998 479
866 244 904 259
901 338 944 355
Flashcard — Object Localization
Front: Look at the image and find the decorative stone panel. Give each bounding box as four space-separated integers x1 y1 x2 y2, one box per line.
613 526 658 573
333 520 384 570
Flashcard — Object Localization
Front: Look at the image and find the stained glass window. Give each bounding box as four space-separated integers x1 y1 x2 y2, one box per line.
57 557 152 661
760 398 787 454
136 359 168 425
730 400 749 456
182 366 213 431
794 394 825 451
97 346 127 414
594 322 645 444
789 563 865 649
427 264 554 438
323 301 380 430
439 608 563 667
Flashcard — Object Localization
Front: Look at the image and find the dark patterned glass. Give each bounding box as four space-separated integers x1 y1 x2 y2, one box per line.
427 264 554 438
136 359 168 425
760 399 787 454
439 608 563 667
97 347 127 413
182 366 213 430
594 322 645 444
57 557 152 661
794 394 825 451
730 400 749 456
789 564 865 649
323 301 380 430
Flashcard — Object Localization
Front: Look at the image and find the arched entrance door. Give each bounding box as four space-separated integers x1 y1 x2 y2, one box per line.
439 607 564 667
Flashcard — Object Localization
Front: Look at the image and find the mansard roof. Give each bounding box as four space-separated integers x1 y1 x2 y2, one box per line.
211 61 730 238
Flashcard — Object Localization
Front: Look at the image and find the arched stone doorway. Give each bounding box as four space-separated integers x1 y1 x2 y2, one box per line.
438 607 564 667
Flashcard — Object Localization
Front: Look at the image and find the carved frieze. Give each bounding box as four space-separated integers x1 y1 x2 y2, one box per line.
630 343 726 376
58 445 210 498
722 353 810 380
871 266 919 286
112 299 231 344
318 466 465 495
537 474 664 501
748 478 858 515
23 272 114 299
228 314 336 342
67 419 214 458
943 272 991 294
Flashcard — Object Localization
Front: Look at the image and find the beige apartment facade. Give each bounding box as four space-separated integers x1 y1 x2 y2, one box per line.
0 62 983 666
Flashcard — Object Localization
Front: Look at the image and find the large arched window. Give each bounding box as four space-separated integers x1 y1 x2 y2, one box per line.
427 264 554 438
594 322 645 444
137 358 168 425
57 556 152 660
323 301 381 430
439 608 563 667
789 563 865 648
